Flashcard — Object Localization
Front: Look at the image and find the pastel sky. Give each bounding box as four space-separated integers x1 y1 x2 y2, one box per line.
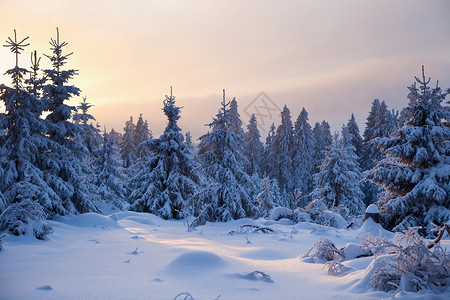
1 0 449 139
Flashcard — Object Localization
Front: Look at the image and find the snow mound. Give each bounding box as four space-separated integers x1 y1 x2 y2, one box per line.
365 204 379 214
357 217 393 238
55 213 120 228
166 251 226 274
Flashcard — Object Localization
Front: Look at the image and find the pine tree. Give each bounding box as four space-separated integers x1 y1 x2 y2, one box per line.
228 97 245 138
256 176 275 217
292 107 315 198
184 131 195 154
367 67 450 232
312 122 326 173
93 131 126 211
0 31 49 217
129 88 201 219
262 123 277 178
134 114 152 158
119 116 136 168
312 130 365 218
109 128 122 145
345 113 363 159
321 120 333 148
361 99 399 206
192 90 257 226
25 51 45 98
274 105 295 192
73 96 101 157
244 114 264 175
41 28 97 214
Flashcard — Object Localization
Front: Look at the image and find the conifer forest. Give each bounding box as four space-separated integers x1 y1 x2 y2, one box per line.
0 27 449 300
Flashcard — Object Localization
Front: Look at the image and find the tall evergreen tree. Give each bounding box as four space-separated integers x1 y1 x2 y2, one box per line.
192 90 257 226
262 123 277 178
312 130 365 218
129 88 201 219
184 131 195 154
312 122 326 173
228 97 245 138
367 67 449 232
345 113 363 159
134 114 152 158
41 28 97 214
361 99 399 206
274 105 295 192
119 116 136 168
244 114 264 175
73 96 101 156
93 131 126 211
321 120 333 148
0 31 50 218
292 107 315 198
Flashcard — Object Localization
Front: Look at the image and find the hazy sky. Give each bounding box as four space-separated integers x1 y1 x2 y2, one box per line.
1 0 449 139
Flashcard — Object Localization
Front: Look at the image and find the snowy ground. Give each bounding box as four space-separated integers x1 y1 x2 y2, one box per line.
0 212 449 300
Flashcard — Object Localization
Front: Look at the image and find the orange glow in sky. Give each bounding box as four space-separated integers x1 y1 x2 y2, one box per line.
1 0 449 139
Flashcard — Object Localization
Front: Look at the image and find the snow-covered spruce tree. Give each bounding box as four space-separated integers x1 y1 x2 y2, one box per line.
292 107 315 199
244 114 264 175
262 123 277 178
191 90 258 227
361 99 398 171
274 105 295 193
346 113 363 160
312 121 333 173
184 131 195 154
256 176 275 217
134 114 152 159
312 129 365 219
361 99 399 206
367 67 450 232
228 97 245 139
119 116 136 168
129 88 201 219
72 96 101 157
0 31 53 238
25 50 45 98
92 131 126 211
41 28 97 214
109 128 122 145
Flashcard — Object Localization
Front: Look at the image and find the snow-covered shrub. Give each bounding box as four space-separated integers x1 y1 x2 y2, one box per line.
361 227 450 292
0 199 53 240
269 207 295 221
307 238 344 262
325 260 348 276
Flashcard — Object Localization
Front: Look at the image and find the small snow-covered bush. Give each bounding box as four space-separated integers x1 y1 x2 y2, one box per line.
0 199 53 240
308 238 344 262
361 227 450 292
269 207 295 221
325 260 348 276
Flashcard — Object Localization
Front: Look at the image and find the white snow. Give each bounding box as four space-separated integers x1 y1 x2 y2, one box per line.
0 212 448 300
365 204 379 214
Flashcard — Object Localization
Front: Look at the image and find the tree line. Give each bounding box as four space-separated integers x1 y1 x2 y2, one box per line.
0 30 448 239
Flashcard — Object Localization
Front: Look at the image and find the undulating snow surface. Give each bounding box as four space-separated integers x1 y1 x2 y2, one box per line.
0 213 449 300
